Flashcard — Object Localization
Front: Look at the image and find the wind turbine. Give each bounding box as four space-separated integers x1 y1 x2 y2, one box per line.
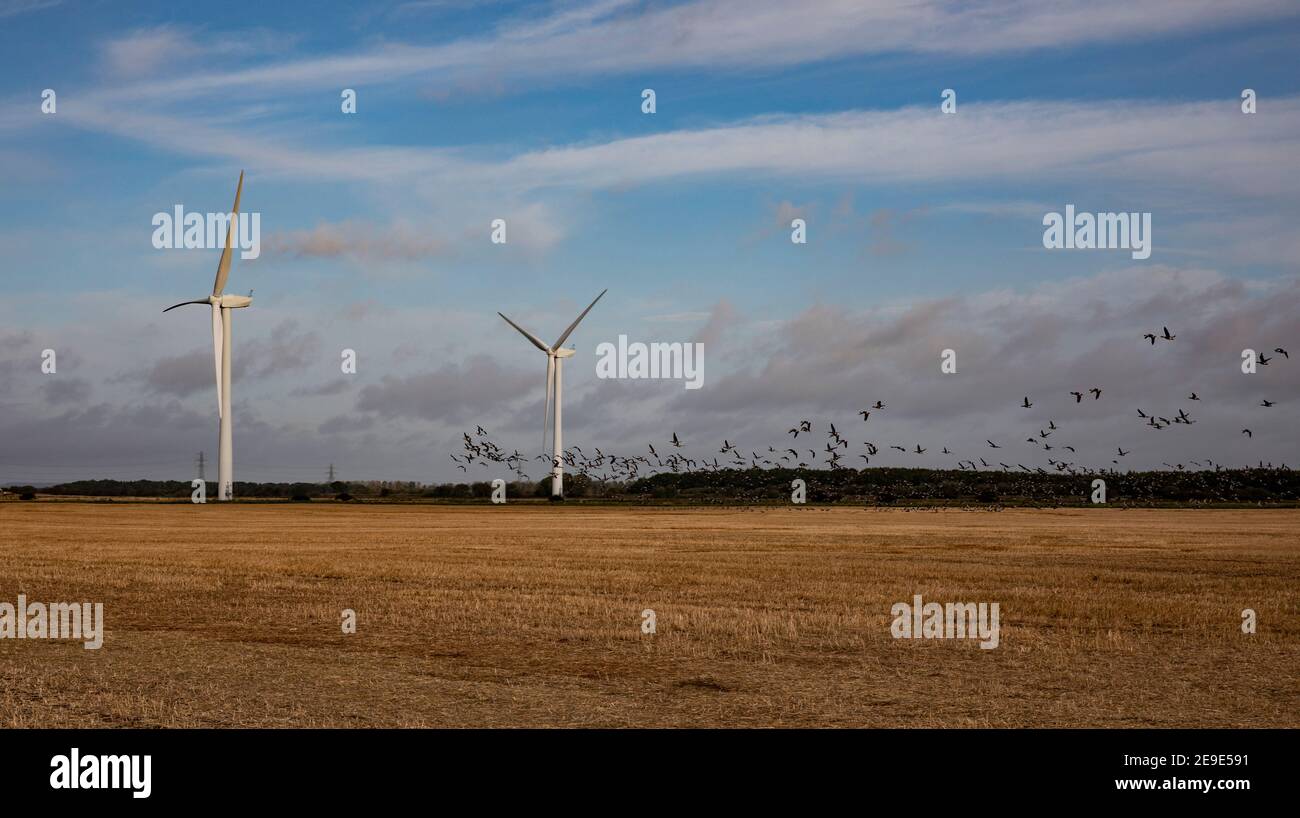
163 171 252 502
498 289 606 500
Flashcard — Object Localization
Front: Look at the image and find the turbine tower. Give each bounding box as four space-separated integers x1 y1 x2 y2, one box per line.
164 172 252 502
498 289 606 500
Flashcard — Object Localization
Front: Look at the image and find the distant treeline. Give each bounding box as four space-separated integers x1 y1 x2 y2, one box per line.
5 467 1298 505
1 478 569 500
624 466 1299 505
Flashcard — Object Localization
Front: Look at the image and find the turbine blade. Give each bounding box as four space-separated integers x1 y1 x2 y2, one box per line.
212 304 224 418
543 355 554 455
212 170 244 297
552 288 607 349
498 312 550 353
163 299 209 313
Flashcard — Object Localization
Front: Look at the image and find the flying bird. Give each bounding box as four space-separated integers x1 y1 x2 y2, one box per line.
1021 396 1032 408
1161 326 1176 341
1070 391 1084 403
1089 387 1102 399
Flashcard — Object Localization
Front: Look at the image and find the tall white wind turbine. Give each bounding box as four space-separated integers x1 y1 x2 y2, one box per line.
499 289 607 500
164 171 252 502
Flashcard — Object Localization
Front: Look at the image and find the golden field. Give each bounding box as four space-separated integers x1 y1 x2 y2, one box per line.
0 502 1296 727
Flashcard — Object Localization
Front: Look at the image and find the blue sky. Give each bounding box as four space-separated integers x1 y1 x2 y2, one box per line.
1 0 1299 484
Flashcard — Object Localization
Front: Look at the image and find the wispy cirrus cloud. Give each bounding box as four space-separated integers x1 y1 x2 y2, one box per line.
79 0 1300 103
45 97 1300 204
98 25 292 79
0 0 59 20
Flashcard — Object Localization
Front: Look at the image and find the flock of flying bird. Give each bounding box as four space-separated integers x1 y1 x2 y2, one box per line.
448 328 1291 486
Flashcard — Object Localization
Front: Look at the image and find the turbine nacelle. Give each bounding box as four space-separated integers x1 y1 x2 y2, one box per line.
162 293 253 312
220 294 252 309
554 347 575 359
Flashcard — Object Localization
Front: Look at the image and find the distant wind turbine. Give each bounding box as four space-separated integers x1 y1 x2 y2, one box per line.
498 289 607 500
163 172 251 501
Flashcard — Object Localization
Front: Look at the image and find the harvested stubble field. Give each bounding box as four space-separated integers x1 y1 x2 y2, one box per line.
0 503 1296 728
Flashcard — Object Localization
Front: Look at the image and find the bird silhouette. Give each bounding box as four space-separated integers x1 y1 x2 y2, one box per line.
1275 347 1289 359
1242 429 1253 438
1261 399 1275 407
1143 333 1157 345
1188 392 1199 401
1021 396 1032 408
986 440 1001 448
1089 387 1102 399
1161 326 1176 340
1070 391 1084 403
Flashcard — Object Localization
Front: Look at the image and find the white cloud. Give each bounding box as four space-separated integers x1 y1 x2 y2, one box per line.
88 1 1300 102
